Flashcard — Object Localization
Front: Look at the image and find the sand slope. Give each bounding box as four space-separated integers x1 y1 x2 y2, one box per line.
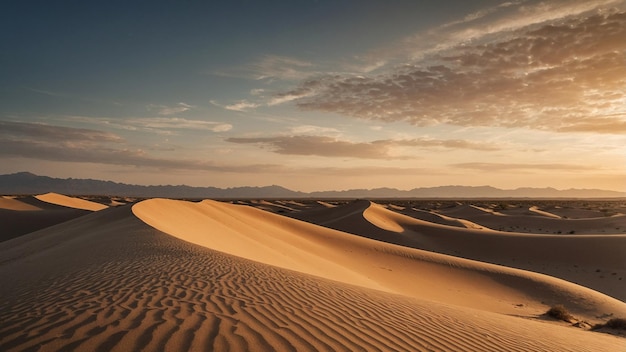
0 196 43 211
0 208 89 242
434 203 626 234
133 199 626 320
0 195 102 242
1 203 624 351
35 192 109 211
290 200 626 301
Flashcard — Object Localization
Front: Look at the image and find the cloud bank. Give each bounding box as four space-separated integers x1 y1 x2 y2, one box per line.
452 162 596 172
227 135 498 159
0 120 123 143
0 121 245 171
280 9 626 134
65 116 233 134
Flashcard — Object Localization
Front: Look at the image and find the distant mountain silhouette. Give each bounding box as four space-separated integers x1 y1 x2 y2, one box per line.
0 172 623 199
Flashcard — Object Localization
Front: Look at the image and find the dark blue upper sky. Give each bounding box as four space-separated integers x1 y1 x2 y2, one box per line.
1 1 495 112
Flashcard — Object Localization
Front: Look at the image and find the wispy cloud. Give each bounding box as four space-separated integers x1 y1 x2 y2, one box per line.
214 55 315 81
26 87 70 98
147 102 193 115
452 162 597 171
223 100 261 112
0 120 123 143
277 4 626 134
0 138 281 172
211 82 317 111
288 125 341 135
0 121 269 172
227 135 392 159
441 1 524 29
0 122 436 175
251 55 314 81
299 165 439 177
227 135 498 159
392 138 499 151
66 116 232 134
125 117 232 132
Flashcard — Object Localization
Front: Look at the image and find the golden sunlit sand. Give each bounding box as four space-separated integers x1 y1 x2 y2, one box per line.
1 194 625 351
34 192 109 211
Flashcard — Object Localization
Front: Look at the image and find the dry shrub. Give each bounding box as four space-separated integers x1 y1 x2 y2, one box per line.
594 318 626 331
546 305 575 322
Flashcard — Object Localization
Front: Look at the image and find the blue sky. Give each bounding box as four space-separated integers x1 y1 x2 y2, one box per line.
1 0 625 191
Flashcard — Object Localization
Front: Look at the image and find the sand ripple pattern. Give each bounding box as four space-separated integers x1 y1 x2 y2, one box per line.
0 207 622 351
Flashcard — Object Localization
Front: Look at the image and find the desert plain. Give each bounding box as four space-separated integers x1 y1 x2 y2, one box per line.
1 193 625 351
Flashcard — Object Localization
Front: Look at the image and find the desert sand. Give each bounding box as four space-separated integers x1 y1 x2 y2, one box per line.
34 192 109 211
1 195 625 351
0 193 106 242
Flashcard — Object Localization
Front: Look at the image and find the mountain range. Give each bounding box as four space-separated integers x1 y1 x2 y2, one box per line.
0 172 623 199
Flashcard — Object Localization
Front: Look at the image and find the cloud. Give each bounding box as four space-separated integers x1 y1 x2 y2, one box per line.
297 165 438 177
392 138 499 151
0 120 123 143
0 138 282 172
223 100 260 112
252 55 314 81
441 0 523 29
215 55 315 81
210 99 261 112
0 124 275 173
452 162 596 171
279 6 626 134
398 0 622 62
66 116 232 133
288 125 341 135
0 130 440 177
227 135 498 159
147 102 193 115
26 87 70 98
267 92 310 106
211 81 317 111
227 136 391 159
127 117 233 132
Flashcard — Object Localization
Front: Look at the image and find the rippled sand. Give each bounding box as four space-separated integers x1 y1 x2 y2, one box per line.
1 194 624 351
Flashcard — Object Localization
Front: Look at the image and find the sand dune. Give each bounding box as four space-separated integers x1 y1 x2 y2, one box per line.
529 205 562 218
0 208 89 242
0 194 102 242
35 192 109 211
0 193 108 242
0 196 43 211
433 203 626 234
133 199 626 319
290 200 626 301
546 206 623 219
385 205 468 228
1 201 625 351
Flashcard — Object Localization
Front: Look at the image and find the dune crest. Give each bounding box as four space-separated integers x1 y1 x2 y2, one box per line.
529 205 562 218
290 200 626 301
133 198 385 290
35 192 108 211
0 196 42 211
0 195 94 242
133 198 626 321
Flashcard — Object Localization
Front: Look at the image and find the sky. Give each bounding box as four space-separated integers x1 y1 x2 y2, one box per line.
1 0 625 192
